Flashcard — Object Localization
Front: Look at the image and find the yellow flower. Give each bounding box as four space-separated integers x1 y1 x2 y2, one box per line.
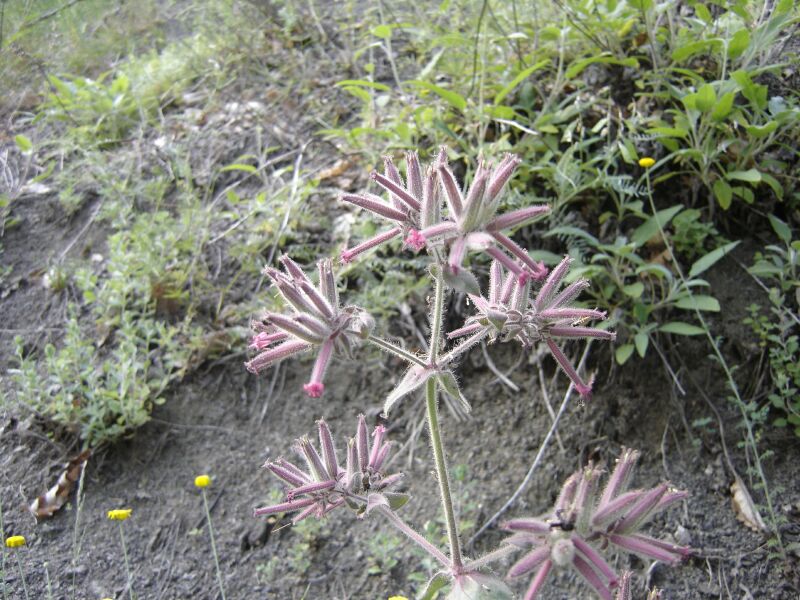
388 597 409 600
107 509 132 521
195 474 211 488
5 535 25 548
638 157 656 168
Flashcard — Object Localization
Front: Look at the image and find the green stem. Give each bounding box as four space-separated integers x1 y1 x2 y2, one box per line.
14 553 29 600
203 490 227 600
425 378 462 570
44 562 53 600
424 268 462 569
118 523 135 600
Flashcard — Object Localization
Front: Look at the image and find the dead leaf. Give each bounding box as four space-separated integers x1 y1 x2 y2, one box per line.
316 159 353 183
731 474 767 533
29 450 91 519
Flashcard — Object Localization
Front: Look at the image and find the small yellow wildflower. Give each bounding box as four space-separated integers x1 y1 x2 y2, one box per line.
195 474 211 489
107 509 132 521
5 535 25 548
388 597 409 600
638 157 656 168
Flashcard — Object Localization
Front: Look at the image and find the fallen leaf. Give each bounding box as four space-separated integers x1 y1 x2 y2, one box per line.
316 159 353 182
29 450 91 519
731 474 767 533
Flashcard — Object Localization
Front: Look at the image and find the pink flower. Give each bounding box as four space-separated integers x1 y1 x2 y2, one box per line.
502 449 690 599
449 256 614 399
246 256 374 398
410 150 550 288
254 416 404 523
339 150 445 263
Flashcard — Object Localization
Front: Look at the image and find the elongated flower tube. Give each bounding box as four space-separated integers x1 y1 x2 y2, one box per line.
502 449 690 599
339 150 446 263
449 256 614 399
254 417 404 524
246 255 374 398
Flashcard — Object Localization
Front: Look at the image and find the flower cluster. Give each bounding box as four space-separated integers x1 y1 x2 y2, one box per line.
245 255 374 398
502 449 690 599
254 416 404 523
339 148 549 292
449 255 615 399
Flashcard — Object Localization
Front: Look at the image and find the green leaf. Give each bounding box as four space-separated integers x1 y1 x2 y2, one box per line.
384 492 410 511
418 573 449 600
672 39 721 62
659 322 706 336
695 84 717 112
761 173 784 200
437 370 471 415
220 163 258 174
725 169 761 183
14 134 33 154
713 179 733 209
675 295 721 311
546 226 600 247
341 86 371 103
485 105 516 119
732 186 754 204
408 80 466 111
616 344 635 365
732 69 767 109
564 55 638 79
632 205 683 247
768 214 792 243
493 60 549 105
688 241 740 277
646 126 689 138
727 29 750 58
711 91 735 122
694 3 712 23
335 79 391 91
634 332 649 357
371 24 393 39
744 121 778 138
623 282 645 298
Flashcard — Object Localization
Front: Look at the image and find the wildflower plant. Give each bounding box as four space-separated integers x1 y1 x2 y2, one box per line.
107 509 135 600
4 536 29 600
195 475 226 600
246 148 689 598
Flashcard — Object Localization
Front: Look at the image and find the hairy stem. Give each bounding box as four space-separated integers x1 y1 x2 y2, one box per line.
426 378 463 570
463 543 519 571
376 505 450 568
367 335 427 367
428 267 446 363
439 329 490 366
425 268 462 569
